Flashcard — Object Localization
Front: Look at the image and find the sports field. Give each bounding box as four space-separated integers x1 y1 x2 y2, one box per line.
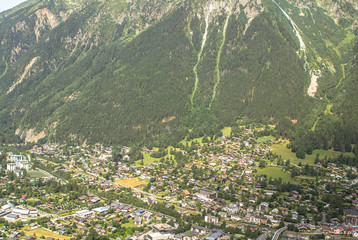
116 177 148 188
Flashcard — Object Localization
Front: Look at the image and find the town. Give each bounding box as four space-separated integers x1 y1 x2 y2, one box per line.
0 122 357 240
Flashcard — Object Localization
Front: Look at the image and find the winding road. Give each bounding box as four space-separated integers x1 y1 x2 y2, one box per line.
272 227 287 240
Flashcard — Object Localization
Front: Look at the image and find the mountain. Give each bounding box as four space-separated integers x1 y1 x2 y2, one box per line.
0 0 356 148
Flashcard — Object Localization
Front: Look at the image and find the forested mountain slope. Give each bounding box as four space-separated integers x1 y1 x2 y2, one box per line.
0 0 356 148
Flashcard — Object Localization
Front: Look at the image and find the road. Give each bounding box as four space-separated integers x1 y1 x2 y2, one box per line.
272 227 287 240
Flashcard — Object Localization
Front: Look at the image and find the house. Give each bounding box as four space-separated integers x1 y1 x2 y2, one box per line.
147 196 157 205
280 207 289 215
185 231 200 240
89 197 101 204
205 231 224 240
231 214 242 221
143 212 153 221
291 211 299 220
259 202 269 213
181 190 191 197
191 225 206 234
249 215 261 225
134 217 142 225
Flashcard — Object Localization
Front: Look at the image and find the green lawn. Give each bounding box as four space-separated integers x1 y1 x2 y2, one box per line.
271 143 340 165
135 153 159 166
258 135 275 142
255 166 298 183
343 152 355 158
28 170 50 178
222 127 232 137
122 220 136 228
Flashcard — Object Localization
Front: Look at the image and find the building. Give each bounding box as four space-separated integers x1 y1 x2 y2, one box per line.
134 217 142 225
147 232 172 240
93 207 109 214
200 189 217 199
76 209 93 218
153 224 176 234
13 208 30 217
8 154 26 161
6 213 19 220
7 163 16 172
205 215 219 225
205 231 224 240
345 208 358 225
259 202 269 213
7 154 30 173
191 225 206 234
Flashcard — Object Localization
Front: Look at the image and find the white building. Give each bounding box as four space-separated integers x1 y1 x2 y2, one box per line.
147 232 173 240
12 208 30 217
6 163 16 172
76 209 93 218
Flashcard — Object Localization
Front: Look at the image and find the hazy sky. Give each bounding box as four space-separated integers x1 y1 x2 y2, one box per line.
0 0 28 13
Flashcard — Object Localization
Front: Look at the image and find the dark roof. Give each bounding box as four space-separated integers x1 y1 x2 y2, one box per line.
344 208 358 216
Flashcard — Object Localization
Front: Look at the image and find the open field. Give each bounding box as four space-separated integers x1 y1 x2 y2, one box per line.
271 143 341 165
116 177 148 188
28 170 50 178
24 227 71 240
222 127 232 137
135 153 159 166
255 166 298 183
122 220 136 228
258 135 275 142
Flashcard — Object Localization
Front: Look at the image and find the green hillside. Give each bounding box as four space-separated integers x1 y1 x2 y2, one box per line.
0 0 356 149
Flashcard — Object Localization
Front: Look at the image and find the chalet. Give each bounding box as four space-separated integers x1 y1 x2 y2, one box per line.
291 211 299 220
280 207 289 215
191 225 206 234
143 212 153 221
231 214 242 221
89 197 101 204
205 231 224 240
134 217 142 225
259 202 269 212
249 215 261 225
181 190 191 197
